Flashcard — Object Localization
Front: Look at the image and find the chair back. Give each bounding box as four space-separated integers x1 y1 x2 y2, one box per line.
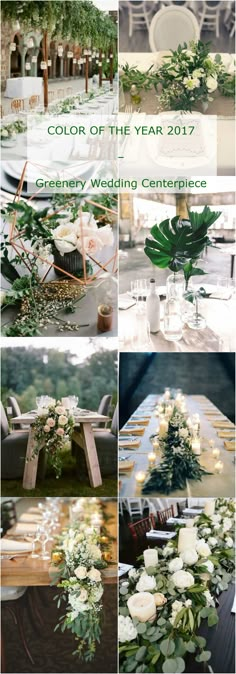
128 514 156 540
7 396 22 428
157 505 174 525
11 98 24 112
149 6 200 51
97 394 112 427
1 499 17 535
126 498 143 518
29 95 39 109
1 403 10 440
111 404 118 436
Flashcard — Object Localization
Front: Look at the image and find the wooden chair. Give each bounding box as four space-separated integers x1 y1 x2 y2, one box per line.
1 500 17 536
128 514 156 541
0 105 4 118
66 87 73 96
29 95 40 110
11 99 24 113
157 505 174 526
48 90 55 102
57 88 64 99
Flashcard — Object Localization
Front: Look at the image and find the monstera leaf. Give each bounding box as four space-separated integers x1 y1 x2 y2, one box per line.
144 207 221 279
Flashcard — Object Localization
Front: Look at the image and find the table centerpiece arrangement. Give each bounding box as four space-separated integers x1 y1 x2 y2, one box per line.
51 498 115 661
119 498 235 673
1 191 117 336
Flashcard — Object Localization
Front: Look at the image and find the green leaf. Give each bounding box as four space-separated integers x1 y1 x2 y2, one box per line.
175 657 186 673
188 609 194 632
160 639 175 657
196 651 211 663
135 646 147 662
120 586 129 595
162 658 177 673
195 636 206 649
185 641 196 653
137 623 147 635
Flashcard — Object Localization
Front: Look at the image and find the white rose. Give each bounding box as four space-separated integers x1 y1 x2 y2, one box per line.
196 540 211 557
180 549 198 566
163 544 174 557
37 407 49 416
211 514 221 523
136 572 156 593
168 557 183 573
185 599 192 607
201 559 214 574
55 405 66 415
46 417 55 428
128 568 139 580
89 543 102 560
75 212 97 232
77 233 101 256
58 414 68 426
172 600 183 612
223 518 232 532
74 565 87 580
204 590 215 607
53 223 77 255
1 129 9 137
202 528 211 536
88 567 101 582
208 537 218 547
179 428 188 439
79 589 88 602
213 523 220 530
225 537 234 548
97 224 114 247
172 570 195 590
206 76 218 92
118 615 137 643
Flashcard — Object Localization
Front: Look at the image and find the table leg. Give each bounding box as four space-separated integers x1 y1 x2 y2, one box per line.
75 422 102 488
22 428 39 490
230 254 234 279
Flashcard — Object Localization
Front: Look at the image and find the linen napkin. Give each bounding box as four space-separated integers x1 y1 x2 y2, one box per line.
217 431 235 439
224 441 235 451
120 427 145 436
119 439 141 448
212 420 234 428
1 538 33 553
118 460 135 472
127 419 150 426
14 522 38 534
19 513 42 523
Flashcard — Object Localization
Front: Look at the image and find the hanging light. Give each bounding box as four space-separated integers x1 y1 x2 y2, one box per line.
27 37 34 49
73 58 77 64
106 58 109 63
25 62 31 71
10 42 16 52
96 51 99 57
67 50 73 58
88 57 92 62
109 53 113 59
58 45 63 57
92 52 96 59
13 20 20 31
40 61 47 70
98 61 102 67
83 49 88 56
87 49 92 56
47 59 52 67
102 53 105 58
95 59 99 64
83 58 86 64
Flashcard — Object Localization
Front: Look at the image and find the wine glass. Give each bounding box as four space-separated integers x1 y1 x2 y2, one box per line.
31 525 42 558
37 526 50 560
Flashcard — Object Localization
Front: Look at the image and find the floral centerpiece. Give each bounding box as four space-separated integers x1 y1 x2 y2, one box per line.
31 400 75 478
142 406 210 494
157 41 225 112
119 498 235 673
51 500 114 661
52 211 114 275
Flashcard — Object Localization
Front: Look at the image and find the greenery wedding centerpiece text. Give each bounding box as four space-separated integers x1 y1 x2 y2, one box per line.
119 498 235 673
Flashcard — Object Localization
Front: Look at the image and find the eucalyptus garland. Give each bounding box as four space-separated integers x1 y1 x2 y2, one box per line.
142 407 211 495
51 500 114 661
119 498 235 673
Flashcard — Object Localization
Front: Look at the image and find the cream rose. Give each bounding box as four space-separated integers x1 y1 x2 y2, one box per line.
55 405 66 415
53 223 77 255
97 224 114 247
88 567 101 582
38 407 49 417
58 414 68 426
43 424 50 432
89 543 102 560
79 589 88 602
195 540 211 557
168 557 183 573
74 565 87 580
136 572 156 593
118 615 137 643
225 536 234 547
154 593 167 607
206 76 218 92
180 549 198 566
56 427 65 436
172 570 195 590
201 559 214 574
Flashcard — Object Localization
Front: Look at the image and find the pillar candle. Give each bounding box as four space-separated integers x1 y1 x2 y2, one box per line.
127 592 156 623
144 548 158 569
178 527 197 552
204 500 215 516
159 417 168 439
212 448 220 459
185 518 195 528
192 438 201 455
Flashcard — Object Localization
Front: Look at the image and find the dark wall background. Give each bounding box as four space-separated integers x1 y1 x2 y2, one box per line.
119 353 235 426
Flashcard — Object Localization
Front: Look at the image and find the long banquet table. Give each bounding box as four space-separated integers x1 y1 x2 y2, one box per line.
11 410 110 490
119 394 235 497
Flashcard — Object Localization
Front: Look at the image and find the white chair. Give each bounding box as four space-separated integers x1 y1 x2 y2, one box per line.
126 1 153 39
125 498 145 518
198 1 222 38
149 5 200 51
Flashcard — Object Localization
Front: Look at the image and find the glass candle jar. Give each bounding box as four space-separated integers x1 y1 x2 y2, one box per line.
163 298 183 341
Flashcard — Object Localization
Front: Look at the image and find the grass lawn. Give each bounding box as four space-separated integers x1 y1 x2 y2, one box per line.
1 450 117 498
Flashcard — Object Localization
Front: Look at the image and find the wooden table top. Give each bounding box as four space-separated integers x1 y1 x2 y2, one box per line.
12 411 110 425
119 394 235 498
1 511 117 587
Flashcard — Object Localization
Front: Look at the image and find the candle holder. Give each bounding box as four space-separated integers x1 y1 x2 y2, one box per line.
212 447 220 459
135 471 146 486
192 436 201 455
214 460 224 474
148 452 156 467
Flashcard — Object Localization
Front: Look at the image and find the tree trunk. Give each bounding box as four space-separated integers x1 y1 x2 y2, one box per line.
43 30 48 110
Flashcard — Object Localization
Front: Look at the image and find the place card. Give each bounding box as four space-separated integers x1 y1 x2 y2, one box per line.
224 441 235 451
212 420 234 428
119 439 141 448
118 460 135 472
217 431 235 439
127 419 150 426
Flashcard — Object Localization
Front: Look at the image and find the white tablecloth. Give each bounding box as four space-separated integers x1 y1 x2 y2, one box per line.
5 77 43 99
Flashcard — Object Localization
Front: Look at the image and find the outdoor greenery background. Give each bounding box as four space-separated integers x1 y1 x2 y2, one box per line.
1 346 117 413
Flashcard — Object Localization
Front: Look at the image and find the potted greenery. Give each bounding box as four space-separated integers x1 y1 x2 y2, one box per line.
144 205 221 291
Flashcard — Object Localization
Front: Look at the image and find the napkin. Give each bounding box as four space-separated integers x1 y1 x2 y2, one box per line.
119 460 135 472
224 441 235 451
14 522 38 534
119 439 140 448
212 420 234 428
217 431 235 439
120 427 145 436
127 419 150 426
27 507 42 514
1 538 33 553
19 513 42 523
